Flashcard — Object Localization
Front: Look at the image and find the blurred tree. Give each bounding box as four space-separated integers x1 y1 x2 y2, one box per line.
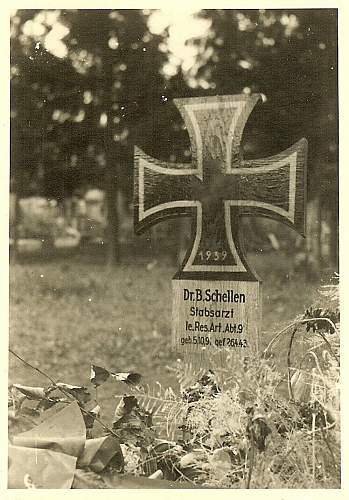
11 10 87 258
11 9 168 264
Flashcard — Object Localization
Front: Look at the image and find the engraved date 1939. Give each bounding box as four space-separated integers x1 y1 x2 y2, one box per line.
198 250 227 262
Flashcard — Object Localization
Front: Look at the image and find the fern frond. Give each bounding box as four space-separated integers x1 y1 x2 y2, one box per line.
128 382 186 439
173 360 206 391
113 381 185 439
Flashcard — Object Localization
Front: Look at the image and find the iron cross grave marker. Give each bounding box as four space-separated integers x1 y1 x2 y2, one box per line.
134 94 307 360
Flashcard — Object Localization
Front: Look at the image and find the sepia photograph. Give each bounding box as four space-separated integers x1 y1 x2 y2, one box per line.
8 6 340 490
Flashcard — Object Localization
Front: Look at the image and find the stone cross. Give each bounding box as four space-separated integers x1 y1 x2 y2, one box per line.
134 94 307 361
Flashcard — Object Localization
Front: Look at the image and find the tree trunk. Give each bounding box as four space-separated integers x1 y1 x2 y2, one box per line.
306 196 322 279
105 163 120 266
10 190 21 262
10 172 24 263
329 200 339 272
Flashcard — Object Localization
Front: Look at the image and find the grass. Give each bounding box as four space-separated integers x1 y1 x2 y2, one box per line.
9 250 340 488
9 250 319 419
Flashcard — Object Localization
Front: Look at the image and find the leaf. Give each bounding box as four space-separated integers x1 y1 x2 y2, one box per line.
56 383 91 404
83 404 100 430
208 449 232 480
148 469 163 480
179 451 206 468
90 365 110 387
12 384 47 400
19 407 41 418
9 445 77 488
90 405 100 421
12 401 86 457
113 396 138 426
290 369 312 402
152 441 177 454
72 469 107 489
77 435 123 473
134 384 183 440
9 412 36 437
111 372 142 386
10 387 26 414
56 382 87 390
179 451 206 482
112 396 155 449
247 413 272 452
36 397 63 412
90 366 142 387
182 370 220 403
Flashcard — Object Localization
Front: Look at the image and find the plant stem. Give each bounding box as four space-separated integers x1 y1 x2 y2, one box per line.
313 331 340 365
275 442 298 474
263 317 339 361
320 425 337 473
9 348 56 385
287 326 298 400
312 412 316 485
172 464 197 485
263 320 301 356
246 440 255 489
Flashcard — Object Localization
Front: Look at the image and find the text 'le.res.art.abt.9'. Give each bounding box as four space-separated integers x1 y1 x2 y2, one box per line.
134 94 307 358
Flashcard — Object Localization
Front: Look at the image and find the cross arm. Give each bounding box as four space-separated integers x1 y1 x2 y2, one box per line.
134 147 198 234
235 138 308 236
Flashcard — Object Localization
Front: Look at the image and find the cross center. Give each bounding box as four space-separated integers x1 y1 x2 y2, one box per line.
193 159 238 208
